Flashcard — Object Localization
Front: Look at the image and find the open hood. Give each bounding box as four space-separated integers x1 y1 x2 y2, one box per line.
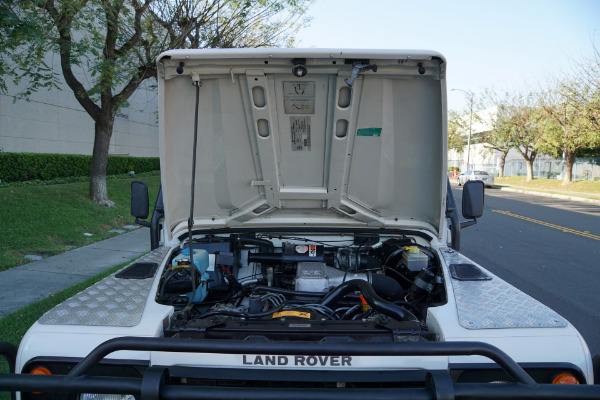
157 49 448 240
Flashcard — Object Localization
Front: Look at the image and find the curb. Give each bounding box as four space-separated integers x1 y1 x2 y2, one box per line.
496 186 600 206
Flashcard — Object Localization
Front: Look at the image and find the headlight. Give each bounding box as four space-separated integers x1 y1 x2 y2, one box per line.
80 395 135 400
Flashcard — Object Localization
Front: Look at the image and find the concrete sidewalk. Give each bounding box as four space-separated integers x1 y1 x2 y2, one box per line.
495 186 600 205
0 227 150 318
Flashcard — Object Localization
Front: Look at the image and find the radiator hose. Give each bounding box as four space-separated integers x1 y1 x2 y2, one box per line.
320 279 418 322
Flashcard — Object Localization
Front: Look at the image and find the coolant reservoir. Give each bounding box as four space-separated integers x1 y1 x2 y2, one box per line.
173 248 210 303
402 247 428 272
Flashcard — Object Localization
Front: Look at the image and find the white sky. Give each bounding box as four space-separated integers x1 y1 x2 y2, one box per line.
294 0 600 112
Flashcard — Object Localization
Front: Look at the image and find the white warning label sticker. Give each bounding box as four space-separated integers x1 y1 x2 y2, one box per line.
284 99 314 114
290 116 311 151
283 81 315 97
283 81 315 114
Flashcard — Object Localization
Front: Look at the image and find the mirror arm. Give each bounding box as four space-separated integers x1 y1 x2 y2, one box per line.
460 217 477 229
135 218 152 228
445 179 461 251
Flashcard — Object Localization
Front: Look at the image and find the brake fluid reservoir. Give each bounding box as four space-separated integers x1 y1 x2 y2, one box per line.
174 248 210 303
402 247 428 272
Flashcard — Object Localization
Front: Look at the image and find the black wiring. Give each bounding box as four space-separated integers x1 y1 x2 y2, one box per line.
195 303 284 320
190 294 246 308
284 304 337 320
237 273 264 283
256 235 357 248
340 304 361 319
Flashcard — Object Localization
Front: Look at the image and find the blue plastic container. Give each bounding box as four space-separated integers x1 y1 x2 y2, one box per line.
173 248 210 303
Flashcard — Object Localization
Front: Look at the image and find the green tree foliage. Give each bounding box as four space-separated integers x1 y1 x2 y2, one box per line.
448 90 482 170
0 0 58 94
456 42 600 181
478 90 544 181
506 94 544 182
536 42 600 184
447 109 466 153
478 90 515 177
0 0 312 206
538 79 600 184
578 145 600 157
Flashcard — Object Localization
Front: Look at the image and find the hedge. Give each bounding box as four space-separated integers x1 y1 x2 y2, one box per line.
0 153 160 183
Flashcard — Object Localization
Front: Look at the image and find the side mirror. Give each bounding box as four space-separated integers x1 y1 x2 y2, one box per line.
131 181 149 220
461 180 484 228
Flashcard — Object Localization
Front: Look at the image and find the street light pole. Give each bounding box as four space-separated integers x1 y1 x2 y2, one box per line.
451 89 473 170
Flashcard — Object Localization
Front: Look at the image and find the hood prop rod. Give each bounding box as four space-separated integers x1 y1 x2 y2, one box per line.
185 76 202 307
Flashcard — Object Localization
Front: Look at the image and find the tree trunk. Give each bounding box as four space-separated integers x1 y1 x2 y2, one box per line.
563 150 576 185
498 151 507 178
90 112 115 207
525 160 534 182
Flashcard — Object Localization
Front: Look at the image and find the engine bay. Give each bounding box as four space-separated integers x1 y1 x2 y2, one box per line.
159 232 446 342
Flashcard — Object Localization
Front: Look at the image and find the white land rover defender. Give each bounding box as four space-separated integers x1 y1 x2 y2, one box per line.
1 49 599 399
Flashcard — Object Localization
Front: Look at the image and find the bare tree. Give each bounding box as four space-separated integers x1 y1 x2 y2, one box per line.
537 39 600 184
572 40 600 132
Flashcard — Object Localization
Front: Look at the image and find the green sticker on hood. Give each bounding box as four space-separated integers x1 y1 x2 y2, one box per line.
357 128 382 137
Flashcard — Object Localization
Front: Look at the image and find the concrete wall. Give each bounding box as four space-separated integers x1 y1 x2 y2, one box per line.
0 58 158 157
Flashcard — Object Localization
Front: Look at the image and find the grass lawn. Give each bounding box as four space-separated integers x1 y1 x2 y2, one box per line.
495 176 600 197
0 173 161 271
0 258 138 399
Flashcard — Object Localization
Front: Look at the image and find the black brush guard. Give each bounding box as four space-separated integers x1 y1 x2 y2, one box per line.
1 337 599 399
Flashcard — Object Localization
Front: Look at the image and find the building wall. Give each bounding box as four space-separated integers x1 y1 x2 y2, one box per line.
0 57 158 157
449 146 523 175
448 106 499 171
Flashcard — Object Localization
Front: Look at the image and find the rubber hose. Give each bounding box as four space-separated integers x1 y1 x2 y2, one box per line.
320 279 417 322
370 273 404 300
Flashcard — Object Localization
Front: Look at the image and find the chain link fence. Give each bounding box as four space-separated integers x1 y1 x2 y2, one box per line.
448 158 600 180
503 157 600 180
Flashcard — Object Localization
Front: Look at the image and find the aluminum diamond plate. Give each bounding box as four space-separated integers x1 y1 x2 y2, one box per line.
440 248 567 330
39 247 170 327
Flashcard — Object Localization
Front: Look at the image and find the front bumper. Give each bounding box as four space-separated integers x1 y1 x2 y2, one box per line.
2 338 600 399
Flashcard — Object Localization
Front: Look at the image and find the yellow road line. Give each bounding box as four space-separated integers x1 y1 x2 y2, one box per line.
492 210 600 241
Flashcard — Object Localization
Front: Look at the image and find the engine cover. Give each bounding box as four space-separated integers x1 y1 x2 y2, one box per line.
295 262 369 293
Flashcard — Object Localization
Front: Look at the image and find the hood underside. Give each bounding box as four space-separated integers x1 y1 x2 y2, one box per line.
157 49 448 239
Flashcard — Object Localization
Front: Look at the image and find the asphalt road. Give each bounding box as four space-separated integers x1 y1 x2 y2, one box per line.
451 182 600 357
